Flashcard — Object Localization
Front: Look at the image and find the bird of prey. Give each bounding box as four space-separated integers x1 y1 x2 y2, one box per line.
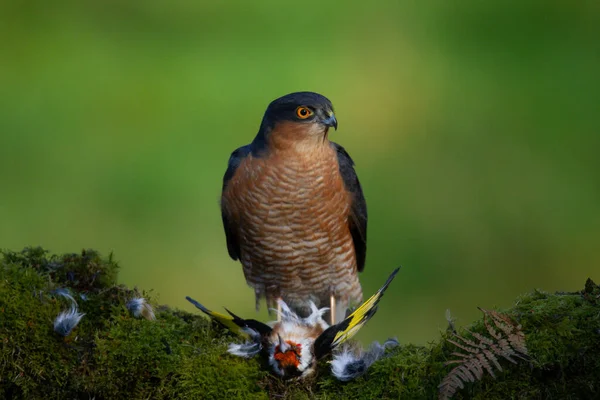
186 267 399 380
220 91 368 324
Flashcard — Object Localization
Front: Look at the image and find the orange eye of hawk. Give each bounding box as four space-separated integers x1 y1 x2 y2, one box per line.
295 106 313 119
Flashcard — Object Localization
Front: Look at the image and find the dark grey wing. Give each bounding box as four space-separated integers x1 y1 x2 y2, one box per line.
332 142 368 272
221 145 251 261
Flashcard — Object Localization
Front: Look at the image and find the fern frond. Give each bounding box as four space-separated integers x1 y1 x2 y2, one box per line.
438 308 529 400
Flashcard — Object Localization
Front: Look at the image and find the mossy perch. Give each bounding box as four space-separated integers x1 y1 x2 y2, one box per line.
1 248 599 399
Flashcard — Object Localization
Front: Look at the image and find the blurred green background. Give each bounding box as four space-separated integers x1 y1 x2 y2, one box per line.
1 1 599 345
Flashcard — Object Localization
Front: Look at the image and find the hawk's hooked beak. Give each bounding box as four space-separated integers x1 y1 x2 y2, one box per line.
322 112 338 130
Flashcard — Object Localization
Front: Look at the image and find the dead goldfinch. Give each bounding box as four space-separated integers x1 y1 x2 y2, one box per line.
186 267 400 380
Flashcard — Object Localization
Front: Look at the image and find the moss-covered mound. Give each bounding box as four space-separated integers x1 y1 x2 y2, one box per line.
1 247 599 399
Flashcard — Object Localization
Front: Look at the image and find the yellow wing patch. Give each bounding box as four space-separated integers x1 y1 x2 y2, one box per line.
331 267 400 348
186 296 250 339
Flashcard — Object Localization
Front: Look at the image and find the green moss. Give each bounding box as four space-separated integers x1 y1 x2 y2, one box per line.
1 247 599 399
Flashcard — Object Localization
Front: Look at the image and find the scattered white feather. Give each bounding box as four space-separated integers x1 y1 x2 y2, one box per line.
331 348 362 381
126 297 155 321
52 288 77 304
54 304 85 336
331 338 399 381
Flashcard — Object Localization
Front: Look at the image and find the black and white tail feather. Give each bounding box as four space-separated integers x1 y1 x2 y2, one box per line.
227 327 263 358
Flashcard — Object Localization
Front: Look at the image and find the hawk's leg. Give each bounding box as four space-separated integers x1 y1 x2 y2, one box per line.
276 298 282 322
330 292 336 326
265 284 281 320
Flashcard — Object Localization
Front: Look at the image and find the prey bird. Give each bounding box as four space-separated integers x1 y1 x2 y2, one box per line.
186 267 399 380
220 91 368 324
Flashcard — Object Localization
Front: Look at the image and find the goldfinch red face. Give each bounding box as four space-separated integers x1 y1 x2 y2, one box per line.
268 333 318 378
272 339 303 376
